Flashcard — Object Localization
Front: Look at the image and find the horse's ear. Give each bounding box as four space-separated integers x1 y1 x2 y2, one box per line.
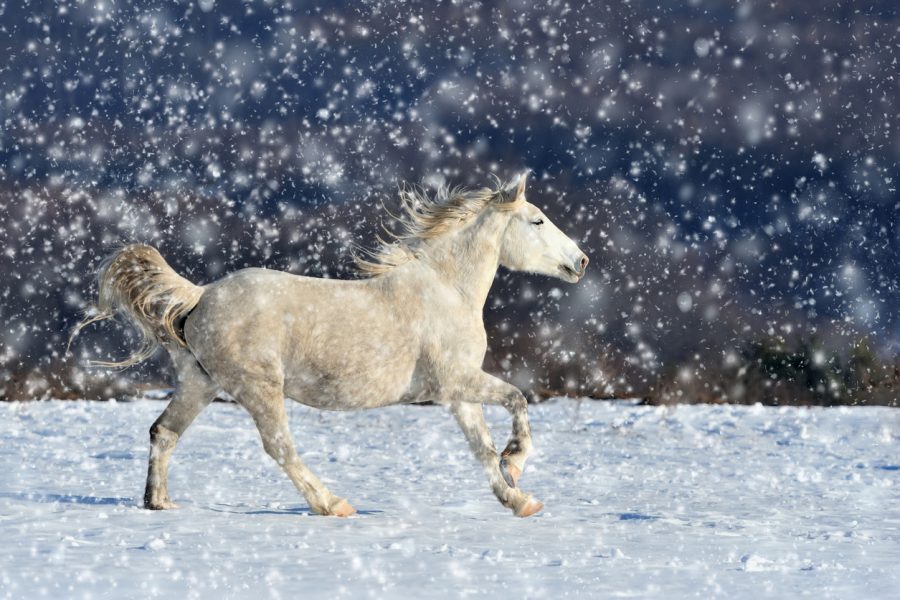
496 171 528 205
514 171 527 200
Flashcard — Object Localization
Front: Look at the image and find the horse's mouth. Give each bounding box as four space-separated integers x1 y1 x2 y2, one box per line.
559 264 582 282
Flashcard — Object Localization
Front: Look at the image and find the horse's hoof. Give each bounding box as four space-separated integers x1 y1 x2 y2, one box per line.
515 499 544 518
499 458 521 488
328 500 356 517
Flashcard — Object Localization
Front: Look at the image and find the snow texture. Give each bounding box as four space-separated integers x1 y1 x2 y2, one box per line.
1 399 897 598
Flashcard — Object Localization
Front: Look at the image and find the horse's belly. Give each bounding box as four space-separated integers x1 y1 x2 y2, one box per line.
283 357 418 411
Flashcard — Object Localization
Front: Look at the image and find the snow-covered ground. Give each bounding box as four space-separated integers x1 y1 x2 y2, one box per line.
0 399 897 599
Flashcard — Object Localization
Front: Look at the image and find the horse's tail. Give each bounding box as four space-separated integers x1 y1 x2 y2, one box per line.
69 244 204 368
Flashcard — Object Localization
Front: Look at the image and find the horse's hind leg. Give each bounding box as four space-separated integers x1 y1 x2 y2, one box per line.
450 402 543 518
144 356 216 509
237 381 355 517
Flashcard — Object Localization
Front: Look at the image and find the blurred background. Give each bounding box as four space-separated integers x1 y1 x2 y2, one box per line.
1 0 897 404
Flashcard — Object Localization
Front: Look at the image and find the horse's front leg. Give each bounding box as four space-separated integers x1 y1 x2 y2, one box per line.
450 401 543 518
496 389 532 489
462 373 534 488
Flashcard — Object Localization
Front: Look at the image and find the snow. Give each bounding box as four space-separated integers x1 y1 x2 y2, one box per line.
3 2 898 403
1 399 897 598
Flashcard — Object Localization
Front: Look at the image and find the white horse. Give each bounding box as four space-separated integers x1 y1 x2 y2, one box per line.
73 173 588 518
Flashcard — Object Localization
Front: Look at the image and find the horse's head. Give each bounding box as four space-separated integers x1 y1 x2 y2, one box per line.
496 173 589 283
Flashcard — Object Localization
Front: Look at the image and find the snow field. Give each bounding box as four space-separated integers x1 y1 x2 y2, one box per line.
0 399 897 598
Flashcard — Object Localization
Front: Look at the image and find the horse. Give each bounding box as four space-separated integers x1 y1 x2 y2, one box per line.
71 173 588 518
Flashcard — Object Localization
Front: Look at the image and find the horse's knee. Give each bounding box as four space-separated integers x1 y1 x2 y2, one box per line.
504 390 532 432
502 389 528 415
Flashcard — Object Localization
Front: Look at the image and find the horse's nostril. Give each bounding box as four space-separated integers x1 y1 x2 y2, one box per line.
580 255 589 272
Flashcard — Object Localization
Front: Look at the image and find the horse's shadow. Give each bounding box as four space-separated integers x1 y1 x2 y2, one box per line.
207 504 383 517
616 512 660 521
0 491 133 506
1 492 383 516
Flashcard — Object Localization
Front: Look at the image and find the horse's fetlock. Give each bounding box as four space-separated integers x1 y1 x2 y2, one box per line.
309 502 331 516
499 486 526 510
501 439 522 457
520 438 533 455
502 438 531 461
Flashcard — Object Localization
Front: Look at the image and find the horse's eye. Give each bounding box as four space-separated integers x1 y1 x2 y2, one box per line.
531 219 545 226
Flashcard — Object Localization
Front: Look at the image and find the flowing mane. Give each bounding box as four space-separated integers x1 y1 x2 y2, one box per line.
356 176 523 276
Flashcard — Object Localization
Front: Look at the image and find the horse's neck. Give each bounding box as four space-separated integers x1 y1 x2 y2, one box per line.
416 211 507 310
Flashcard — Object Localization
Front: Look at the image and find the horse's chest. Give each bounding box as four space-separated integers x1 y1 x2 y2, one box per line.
432 319 488 367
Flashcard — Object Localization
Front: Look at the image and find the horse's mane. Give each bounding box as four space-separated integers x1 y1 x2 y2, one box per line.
355 176 524 277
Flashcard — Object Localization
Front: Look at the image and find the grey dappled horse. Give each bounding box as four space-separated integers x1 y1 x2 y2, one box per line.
73 174 588 517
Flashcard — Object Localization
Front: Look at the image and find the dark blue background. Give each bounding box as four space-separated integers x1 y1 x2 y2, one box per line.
1 1 897 397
